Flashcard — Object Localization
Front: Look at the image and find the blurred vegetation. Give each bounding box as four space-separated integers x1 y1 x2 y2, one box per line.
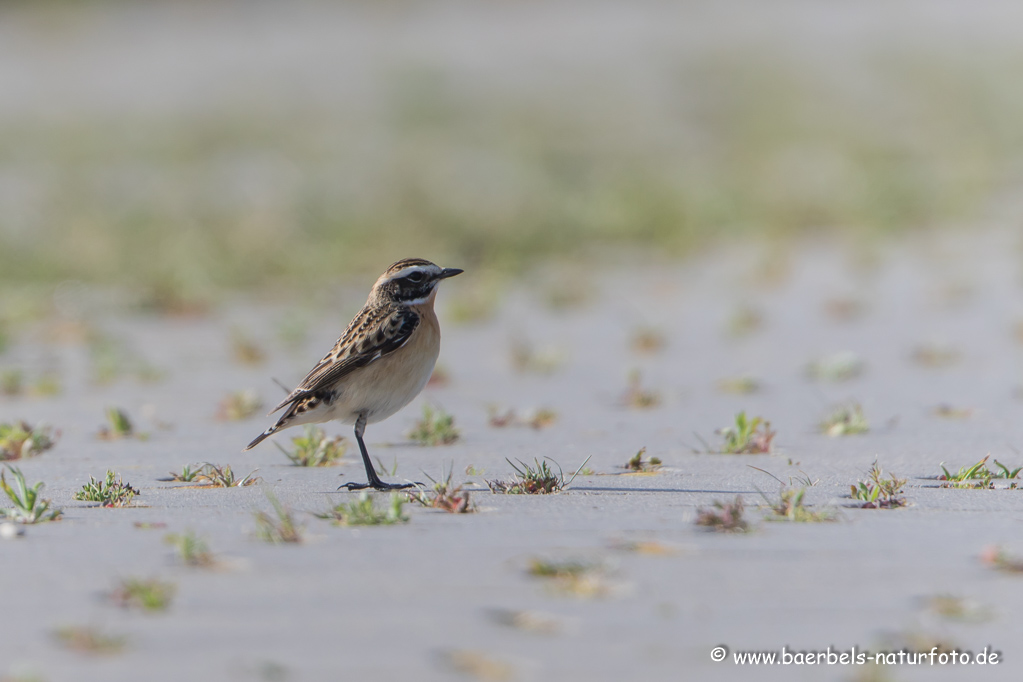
0 49 1021 296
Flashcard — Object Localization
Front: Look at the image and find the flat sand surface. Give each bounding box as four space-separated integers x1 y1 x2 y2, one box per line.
3 230 1023 681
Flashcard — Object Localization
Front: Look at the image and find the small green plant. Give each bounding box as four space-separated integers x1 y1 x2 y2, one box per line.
406 469 476 513
715 412 775 454
937 455 1020 489
216 390 263 421
717 376 761 394
850 461 907 508
408 403 460 445
317 492 409 526
695 497 750 533
0 421 57 460
622 447 661 472
621 369 660 408
912 343 961 368
487 406 558 430
933 403 974 420
807 351 864 382
96 407 137 440
761 487 836 523
1 369 22 396
109 577 175 612
275 425 347 466
509 338 562 374
73 471 139 507
164 530 216 568
924 594 992 623
199 463 260 488
161 464 202 483
486 456 590 495
981 546 1023 573
53 625 127 655
230 327 266 366
1 467 62 523
821 403 869 436
253 491 302 543
527 558 612 598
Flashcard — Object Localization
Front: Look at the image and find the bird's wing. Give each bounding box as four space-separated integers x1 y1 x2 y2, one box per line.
268 306 420 414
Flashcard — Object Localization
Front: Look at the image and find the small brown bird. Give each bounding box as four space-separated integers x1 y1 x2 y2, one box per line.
245 258 463 490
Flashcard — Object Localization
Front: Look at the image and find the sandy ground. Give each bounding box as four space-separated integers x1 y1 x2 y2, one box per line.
1 230 1023 681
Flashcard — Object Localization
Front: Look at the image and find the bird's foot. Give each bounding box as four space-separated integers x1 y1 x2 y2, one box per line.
338 480 420 491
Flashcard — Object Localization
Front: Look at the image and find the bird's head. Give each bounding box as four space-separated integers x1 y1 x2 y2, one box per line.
372 258 463 305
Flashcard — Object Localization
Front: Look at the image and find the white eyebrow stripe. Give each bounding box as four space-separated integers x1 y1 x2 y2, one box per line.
391 266 437 279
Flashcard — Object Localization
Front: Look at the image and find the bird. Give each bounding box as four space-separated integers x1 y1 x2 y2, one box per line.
245 258 463 490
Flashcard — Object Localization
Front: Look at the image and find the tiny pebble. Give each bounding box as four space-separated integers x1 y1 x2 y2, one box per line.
0 522 24 539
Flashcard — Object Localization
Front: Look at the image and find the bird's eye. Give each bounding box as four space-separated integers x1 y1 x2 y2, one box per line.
406 271 425 283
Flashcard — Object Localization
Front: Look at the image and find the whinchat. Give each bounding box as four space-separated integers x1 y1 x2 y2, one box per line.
245 258 463 490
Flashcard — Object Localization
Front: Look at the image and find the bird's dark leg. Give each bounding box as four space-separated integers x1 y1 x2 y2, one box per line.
339 413 415 491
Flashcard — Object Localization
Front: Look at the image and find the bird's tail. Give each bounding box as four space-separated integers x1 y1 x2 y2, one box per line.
244 422 282 451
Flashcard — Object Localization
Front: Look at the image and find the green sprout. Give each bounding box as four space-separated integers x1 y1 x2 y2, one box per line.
821 403 869 437
109 578 176 612
486 456 590 495
526 558 613 598
316 492 409 526
695 497 751 533
761 487 836 523
408 403 460 446
216 390 263 422
96 408 137 440
73 471 139 507
807 352 864 382
621 369 661 409
274 426 347 466
53 626 127 655
253 491 303 543
715 412 775 454
850 461 907 508
164 530 216 568
622 447 662 472
0 421 58 461
1 466 62 523
406 469 476 513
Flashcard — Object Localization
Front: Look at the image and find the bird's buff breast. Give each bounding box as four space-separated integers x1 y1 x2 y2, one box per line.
327 312 440 425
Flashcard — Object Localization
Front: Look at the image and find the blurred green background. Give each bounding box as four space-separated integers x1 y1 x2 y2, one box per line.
1 0 1021 304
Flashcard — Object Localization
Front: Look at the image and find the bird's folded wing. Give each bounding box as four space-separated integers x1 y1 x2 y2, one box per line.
269 307 420 414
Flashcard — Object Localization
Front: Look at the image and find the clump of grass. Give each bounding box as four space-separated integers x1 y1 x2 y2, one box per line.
937 455 1020 489
726 304 763 338
316 492 409 526
164 530 217 568
807 351 864 382
924 594 992 623
717 376 761 394
230 328 266 366
73 471 139 507
527 558 613 598
487 406 558 430
194 463 260 488
109 578 175 612
487 608 566 635
981 546 1023 573
1 467 62 523
622 447 661 472
821 403 869 437
216 390 263 421
715 411 775 454
762 487 836 523
486 456 590 495
630 327 666 354
0 421 57 460
406 470 476 513
53 626 127 655
621 369 660 409
1 369 22 396
850 461 907 508
408 403 460 445
442 650 515 682
695 497 750 533
275 426 347 466
96 407 137 440
509 339 562 374
160 464 203 483
253 491 303 543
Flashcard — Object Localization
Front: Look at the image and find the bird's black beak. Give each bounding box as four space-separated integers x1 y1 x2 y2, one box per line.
438 268 464 279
